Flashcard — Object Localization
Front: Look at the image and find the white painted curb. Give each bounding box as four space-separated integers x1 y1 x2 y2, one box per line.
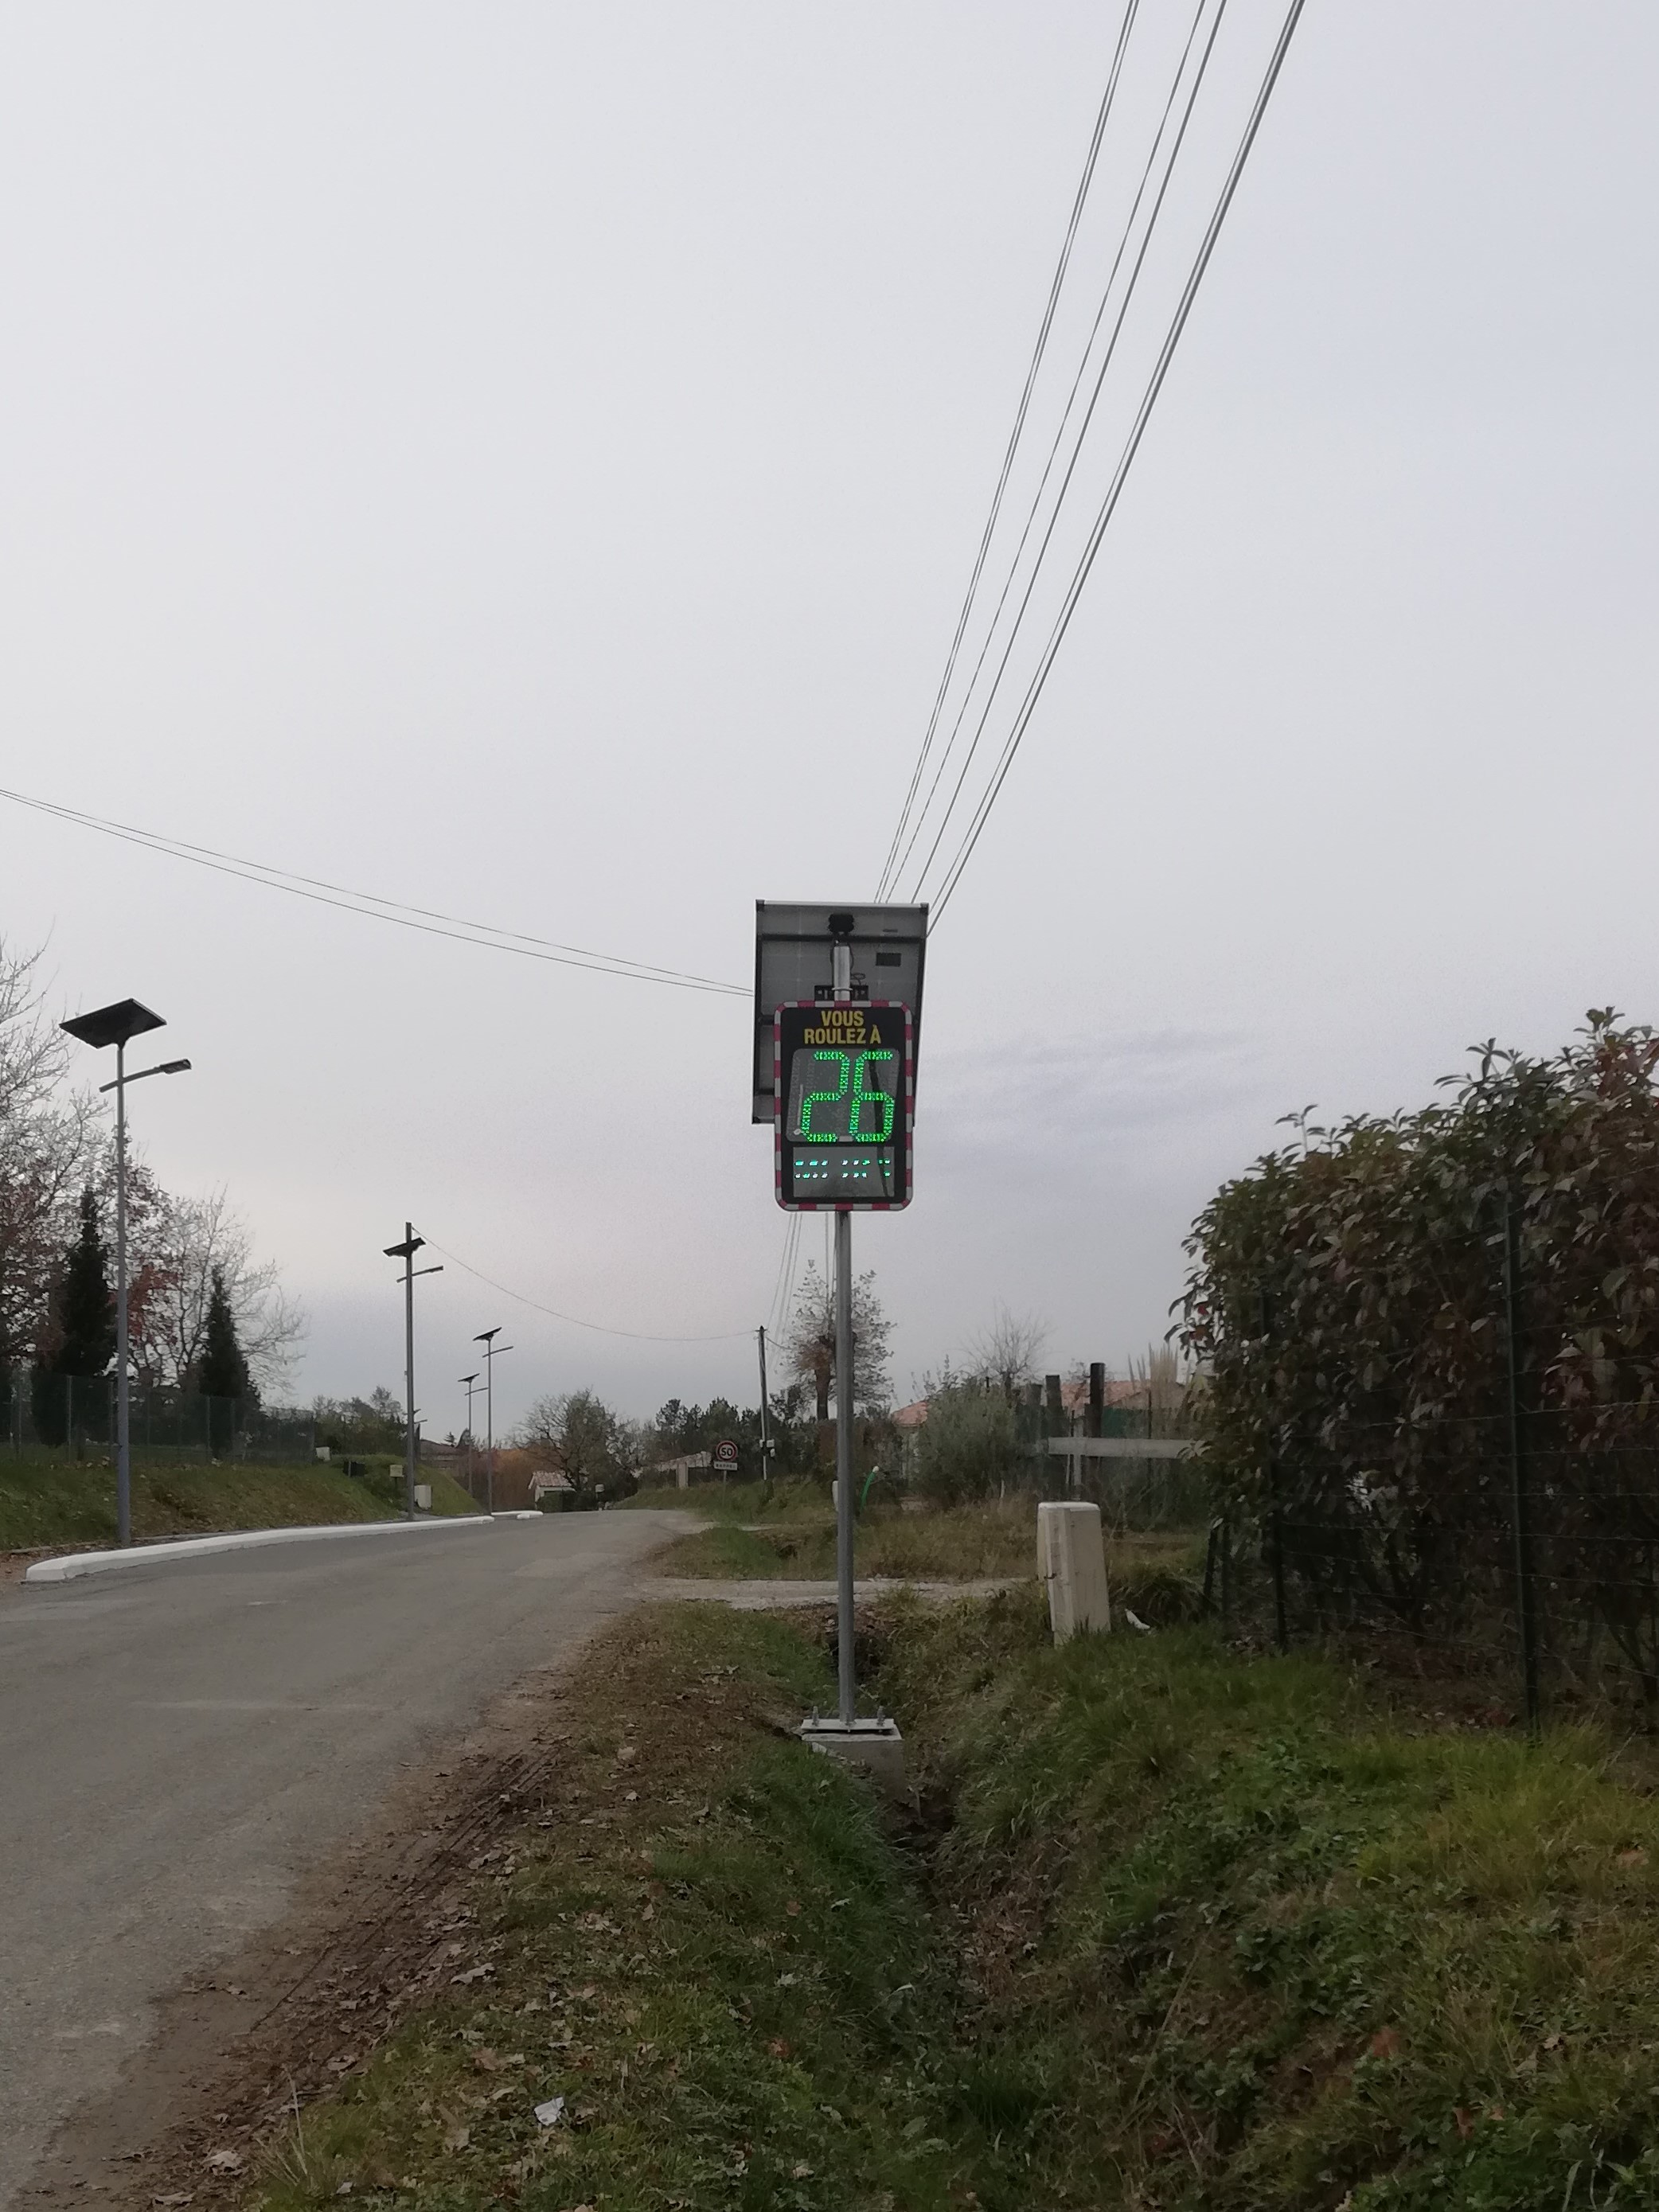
493 1510 545 1522
24 1515 494 1584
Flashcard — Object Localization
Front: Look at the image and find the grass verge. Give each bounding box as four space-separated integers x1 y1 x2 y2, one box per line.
882 1592 1659 2209
0 1457 480 1551
619 1480 834 1524
249 1603 978 2212
238 1595 1659 2212
652 1499 1201 1594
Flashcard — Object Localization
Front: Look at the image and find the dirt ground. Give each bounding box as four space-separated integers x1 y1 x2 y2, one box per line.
15 1652 578 2210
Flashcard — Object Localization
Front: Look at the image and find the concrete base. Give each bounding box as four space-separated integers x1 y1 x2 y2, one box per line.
798 1715 907 1797
1038 1499 1111 1639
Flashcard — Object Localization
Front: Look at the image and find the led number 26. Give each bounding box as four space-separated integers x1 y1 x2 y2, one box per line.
799 1048 896 1143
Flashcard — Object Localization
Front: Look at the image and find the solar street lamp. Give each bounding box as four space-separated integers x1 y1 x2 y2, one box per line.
473 1328 512 1515
59 999 192 1547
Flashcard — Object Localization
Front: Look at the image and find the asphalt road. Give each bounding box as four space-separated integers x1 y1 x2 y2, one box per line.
0 1512 685 2206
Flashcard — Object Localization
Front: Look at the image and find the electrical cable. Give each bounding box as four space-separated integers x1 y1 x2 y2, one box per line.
927 0 1310 919
425 1239 756 1343
901 0 1231 904
0 785 748 997
884 0 1216 903
874 0 1141 901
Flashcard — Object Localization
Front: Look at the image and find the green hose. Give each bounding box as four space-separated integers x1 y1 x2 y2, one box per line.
859 1467 882 1514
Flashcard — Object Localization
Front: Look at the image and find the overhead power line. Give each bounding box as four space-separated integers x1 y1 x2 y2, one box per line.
427 1239 756 1343
928 0 1310 920
0 785 748 997
887 0 1222 904
874 0 1142 902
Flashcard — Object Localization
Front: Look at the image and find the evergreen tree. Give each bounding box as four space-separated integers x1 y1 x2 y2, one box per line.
198 1266 256 1451
31 1189 115 1450
51 1189 116 1377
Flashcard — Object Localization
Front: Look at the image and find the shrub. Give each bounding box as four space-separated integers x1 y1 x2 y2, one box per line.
913 1382 1019 1505
1177 1013 1659 1692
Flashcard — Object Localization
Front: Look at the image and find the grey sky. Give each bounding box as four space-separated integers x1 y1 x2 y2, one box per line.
3 4 1654 1431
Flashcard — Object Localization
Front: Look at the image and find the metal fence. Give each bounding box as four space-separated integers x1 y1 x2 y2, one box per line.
1203 1214 1659 1728
1032 1438 1210 1532
1 1367 318 1463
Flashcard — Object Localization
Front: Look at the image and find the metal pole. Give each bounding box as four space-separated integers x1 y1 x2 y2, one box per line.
831 934 855 1726
115 1040 131 1546
834 1207 854 1725
485 1347 494 1516
757 1324 771 1473
403 1220 417 1520
1504 1196 1542 1734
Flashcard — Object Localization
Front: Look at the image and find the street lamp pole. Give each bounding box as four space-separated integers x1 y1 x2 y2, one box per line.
384 1226 442 1520
460 1371 482 1503
473 1328 512 1515
60 1000 190 1548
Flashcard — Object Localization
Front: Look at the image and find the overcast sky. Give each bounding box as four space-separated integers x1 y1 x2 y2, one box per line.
3 3 1655 1430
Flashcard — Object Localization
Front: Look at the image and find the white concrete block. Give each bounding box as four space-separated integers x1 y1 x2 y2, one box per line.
1038 1500 1111 1640
798 1715 907 1797
413 1483 433 1512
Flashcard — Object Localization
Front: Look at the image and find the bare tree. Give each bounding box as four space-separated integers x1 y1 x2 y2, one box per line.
787 1261 892 1419
128 1187 306 1391
963 1305 1048 1401
0 940 103 1367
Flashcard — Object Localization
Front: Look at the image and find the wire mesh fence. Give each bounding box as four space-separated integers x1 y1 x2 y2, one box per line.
0 1367 318 1464
1198 1201 1659 1725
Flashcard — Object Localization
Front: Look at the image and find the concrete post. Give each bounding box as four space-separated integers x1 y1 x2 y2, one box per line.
1038 1500 1111 1639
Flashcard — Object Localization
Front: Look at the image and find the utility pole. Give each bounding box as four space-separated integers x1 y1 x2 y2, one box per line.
757 1324 771 1473
384 1226 441 1520
474 1328 512 1515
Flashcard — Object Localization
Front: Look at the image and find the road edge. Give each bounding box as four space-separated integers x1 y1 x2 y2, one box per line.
22 1516 494 1584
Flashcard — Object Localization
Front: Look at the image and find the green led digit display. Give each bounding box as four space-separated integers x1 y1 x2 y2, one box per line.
787 1046 898 1147
850 1050 896 1141
775 1004 911 1210
798 1050 850 1140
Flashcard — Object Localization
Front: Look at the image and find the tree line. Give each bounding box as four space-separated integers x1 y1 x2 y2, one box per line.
0 939 303 1418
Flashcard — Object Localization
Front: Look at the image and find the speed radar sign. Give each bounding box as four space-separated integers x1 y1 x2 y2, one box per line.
773 1000 913 1211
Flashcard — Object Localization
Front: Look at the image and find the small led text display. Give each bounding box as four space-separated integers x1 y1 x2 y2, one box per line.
773 1001 911 1210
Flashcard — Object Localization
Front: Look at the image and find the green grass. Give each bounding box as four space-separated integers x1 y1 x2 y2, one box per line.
240 1595 1659 2211
654 1498 1200 1590
619 1477 835 1523
0 1457 481 1551
252 1605 978 2212
879 1593 1659 2208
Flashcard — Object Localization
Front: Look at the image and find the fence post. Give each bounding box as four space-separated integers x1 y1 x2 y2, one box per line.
1220 1513 1232 1628
1503 1194 1542 1735
1261 1291 1289 1653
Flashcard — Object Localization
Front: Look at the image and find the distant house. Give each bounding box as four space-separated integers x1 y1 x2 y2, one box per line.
529 1468 574 1504
640 1449 712 1491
